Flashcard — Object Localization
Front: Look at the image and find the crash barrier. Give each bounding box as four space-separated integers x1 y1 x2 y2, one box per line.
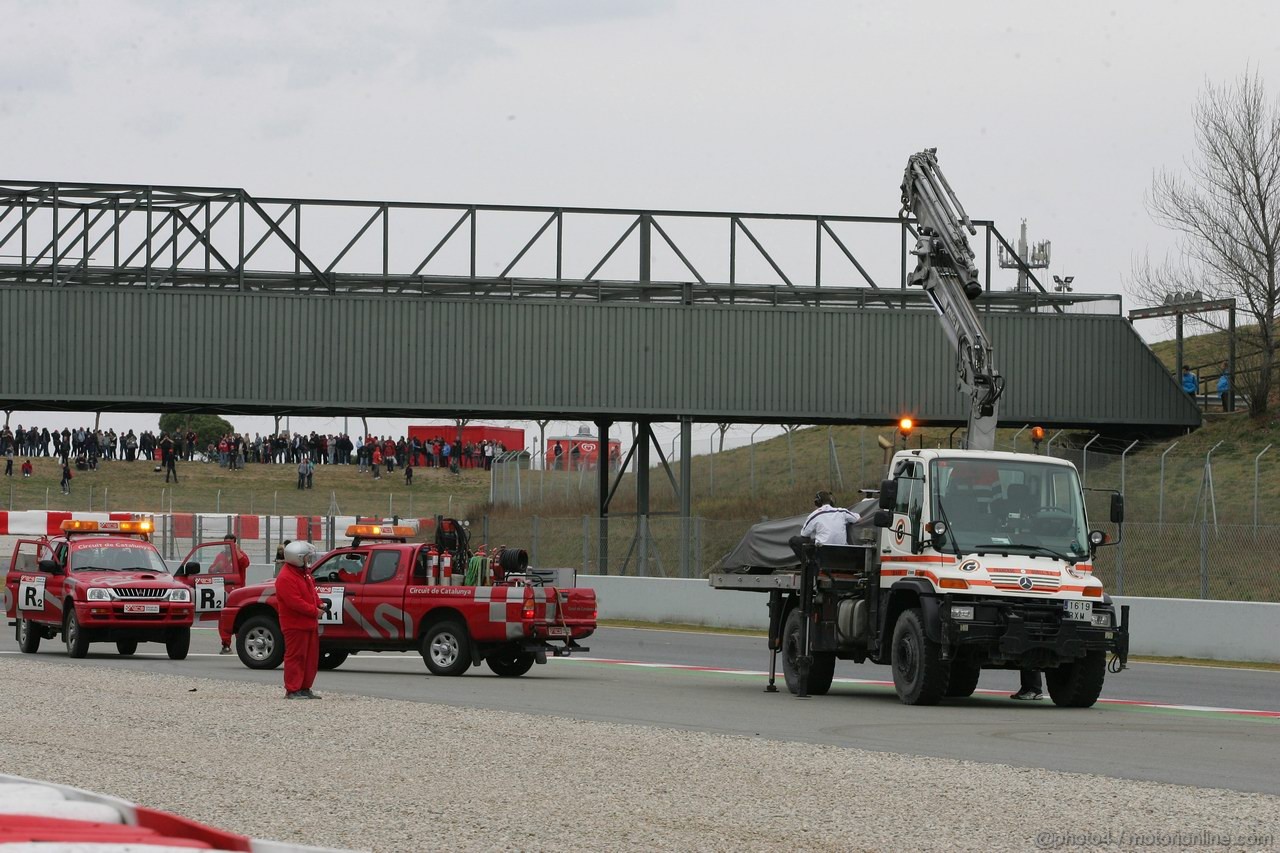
580 574 1280 664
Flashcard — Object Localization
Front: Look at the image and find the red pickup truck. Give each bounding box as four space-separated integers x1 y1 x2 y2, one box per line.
4 519 195 659
218 524 596 676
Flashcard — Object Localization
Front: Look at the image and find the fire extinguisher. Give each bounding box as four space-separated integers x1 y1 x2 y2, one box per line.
427 545 439 585
441 551 453 586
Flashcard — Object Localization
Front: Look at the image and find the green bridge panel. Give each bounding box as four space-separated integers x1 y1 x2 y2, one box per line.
0 286 1197 429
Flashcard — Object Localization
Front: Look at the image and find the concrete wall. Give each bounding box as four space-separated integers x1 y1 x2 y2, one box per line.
580 575 1280 664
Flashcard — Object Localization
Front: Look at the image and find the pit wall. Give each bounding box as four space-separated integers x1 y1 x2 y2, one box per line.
579 575 1280 664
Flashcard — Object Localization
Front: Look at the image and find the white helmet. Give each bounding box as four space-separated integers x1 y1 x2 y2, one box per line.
283 540 317 568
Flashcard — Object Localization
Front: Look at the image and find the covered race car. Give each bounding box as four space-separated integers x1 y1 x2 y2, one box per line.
714 497 878 574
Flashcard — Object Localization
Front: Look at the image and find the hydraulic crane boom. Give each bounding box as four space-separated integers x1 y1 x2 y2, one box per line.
900 148 1004 451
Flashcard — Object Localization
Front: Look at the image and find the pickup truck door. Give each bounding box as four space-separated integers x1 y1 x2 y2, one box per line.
348 550 408 643
309 550 368 641
8 539 59 626
178 541 247 624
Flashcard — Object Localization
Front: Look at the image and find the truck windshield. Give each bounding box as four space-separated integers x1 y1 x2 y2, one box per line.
70 543 170 573
931 458 1090 562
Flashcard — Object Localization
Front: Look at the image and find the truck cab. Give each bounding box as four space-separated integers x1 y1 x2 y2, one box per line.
5 518 196 659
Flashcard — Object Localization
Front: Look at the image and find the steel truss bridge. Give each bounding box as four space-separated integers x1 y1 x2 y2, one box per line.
0 180 1194 574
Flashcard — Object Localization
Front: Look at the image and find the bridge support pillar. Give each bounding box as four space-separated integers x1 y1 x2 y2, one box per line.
596 418 611 575
679 417 692 578
637 421 650 576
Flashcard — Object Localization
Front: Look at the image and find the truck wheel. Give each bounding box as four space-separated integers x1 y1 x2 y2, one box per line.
237 615 285 670
945 661 982 698
1045 651 1107 708
487 650 536 677
16 618 41 653
64 609 90 658
421 620 472 676
781 608 835 696
890 608 950 705
116 640 139 656
318 650 349 670
166 628 191 661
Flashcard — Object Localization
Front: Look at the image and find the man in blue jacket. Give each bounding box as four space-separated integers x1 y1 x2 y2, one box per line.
1181 366 1198 398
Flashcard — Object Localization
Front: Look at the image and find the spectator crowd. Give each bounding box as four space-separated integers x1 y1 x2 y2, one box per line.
0 425 510 483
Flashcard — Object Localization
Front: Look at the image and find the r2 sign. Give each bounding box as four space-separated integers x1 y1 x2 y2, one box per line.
193 577 225 613
316 586 344 625
17 576 45 611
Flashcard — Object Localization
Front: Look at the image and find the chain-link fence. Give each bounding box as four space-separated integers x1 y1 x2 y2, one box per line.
474 513 1280 601
481 426 1280 602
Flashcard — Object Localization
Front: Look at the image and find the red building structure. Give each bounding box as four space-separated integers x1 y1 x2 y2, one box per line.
546 427 622 471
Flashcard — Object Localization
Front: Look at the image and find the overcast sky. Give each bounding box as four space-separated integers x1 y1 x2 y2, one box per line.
3 0 1278 455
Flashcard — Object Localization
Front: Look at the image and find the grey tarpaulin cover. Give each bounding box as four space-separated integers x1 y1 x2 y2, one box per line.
715 498 879 572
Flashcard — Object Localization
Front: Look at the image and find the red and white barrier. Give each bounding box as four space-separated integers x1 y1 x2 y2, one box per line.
0 773 350 851
0 511 437 541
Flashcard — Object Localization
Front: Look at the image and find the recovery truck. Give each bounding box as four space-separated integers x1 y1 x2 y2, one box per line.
218 521 596 677
5 518 196 659
710 149 1130 707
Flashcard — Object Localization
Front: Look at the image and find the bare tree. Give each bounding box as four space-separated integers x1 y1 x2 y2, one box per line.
1135 71 1280 415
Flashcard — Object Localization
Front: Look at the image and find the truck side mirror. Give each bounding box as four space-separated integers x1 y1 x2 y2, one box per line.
878 480 897 510
1110 494 1125 524
177 561 201 577
873 509 893 528
38 558 59 575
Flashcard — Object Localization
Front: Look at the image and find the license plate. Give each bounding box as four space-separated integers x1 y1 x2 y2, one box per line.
545 626 570 637
1063 600 1092 621
123 604 160 614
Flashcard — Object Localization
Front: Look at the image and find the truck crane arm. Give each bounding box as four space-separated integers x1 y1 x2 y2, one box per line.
900 148 1004 451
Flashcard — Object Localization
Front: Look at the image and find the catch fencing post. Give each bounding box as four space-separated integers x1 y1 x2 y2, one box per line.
749 425 765 494
1116 439 1139 595
582 516 590 572
1254 445 1272 536
1011 424 1030 452
1045 430 1063 458
1081 434 1099 486
1158 441 1178 531
828 427 844 490
1197 441 1224 600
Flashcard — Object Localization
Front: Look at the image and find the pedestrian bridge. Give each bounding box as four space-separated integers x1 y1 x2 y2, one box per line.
0 180 1195 432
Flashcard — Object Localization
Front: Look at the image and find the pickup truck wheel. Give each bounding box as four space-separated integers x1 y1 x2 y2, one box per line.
16 618 41 653
318 650 349 670
64 609 90 658
890 608 950 705
781 608 835 696
487 650 536 677
116 640 139 656
945 661 982 698
1045 651 1107 708
237 615 285 670
422 620 471 676
166 628 191 660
